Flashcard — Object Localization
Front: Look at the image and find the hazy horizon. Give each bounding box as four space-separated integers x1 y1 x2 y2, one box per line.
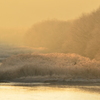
0 0 100 28
0 1 100 60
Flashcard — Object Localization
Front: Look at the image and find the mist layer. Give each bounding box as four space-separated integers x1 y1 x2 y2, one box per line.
25 8 100 60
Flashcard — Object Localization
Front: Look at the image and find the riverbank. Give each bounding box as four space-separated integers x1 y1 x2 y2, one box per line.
0 76 100 86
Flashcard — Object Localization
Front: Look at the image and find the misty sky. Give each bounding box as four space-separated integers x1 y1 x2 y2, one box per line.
0 0 100 28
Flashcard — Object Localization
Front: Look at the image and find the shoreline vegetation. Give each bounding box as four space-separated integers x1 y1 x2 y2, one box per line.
0 53 100 84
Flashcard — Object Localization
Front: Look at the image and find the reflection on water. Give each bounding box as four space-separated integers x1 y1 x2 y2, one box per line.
0 83 100 100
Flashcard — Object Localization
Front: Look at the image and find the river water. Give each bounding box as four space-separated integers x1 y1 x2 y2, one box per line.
0 83 100 100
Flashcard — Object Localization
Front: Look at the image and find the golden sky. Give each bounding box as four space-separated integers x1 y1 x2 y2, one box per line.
0 0 100 28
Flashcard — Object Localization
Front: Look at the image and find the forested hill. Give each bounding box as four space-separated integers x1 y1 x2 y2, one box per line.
25 8 100 60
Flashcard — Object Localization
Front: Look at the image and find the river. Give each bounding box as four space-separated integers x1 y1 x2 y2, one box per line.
0 83 100 100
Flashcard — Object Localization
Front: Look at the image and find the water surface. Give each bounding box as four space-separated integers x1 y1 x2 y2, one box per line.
0 83 100 100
